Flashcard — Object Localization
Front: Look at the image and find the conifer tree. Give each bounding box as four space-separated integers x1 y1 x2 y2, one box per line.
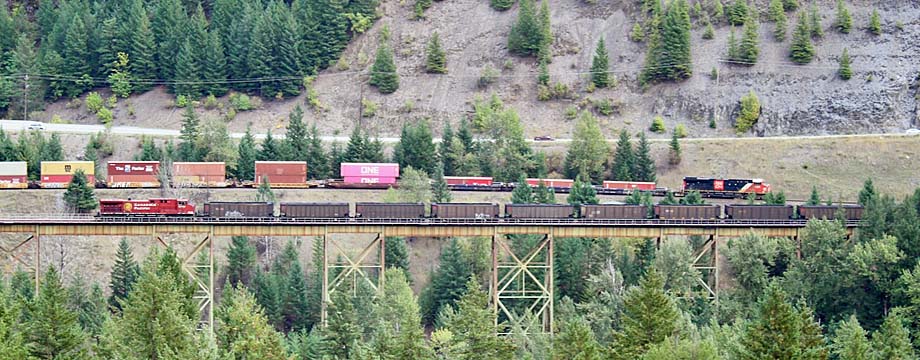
67 278 108 338
508 0 542 57
44 133 64 160
226 3 253 90
236 126 256 180
247 14 274 96
871 311 915 359
534 181 556 204
442 278 515 359
738 10 760 65
174 39 201 97
790 12 815 64
538 59 549 86
564 111 609 182
109 238 140 310
426 32 447 74
838 48 852 80
281 260 309 332
29 267 88 359
810 4 824 39
641 0 692 83
491 0 515 11
306 124 329 179
634 132 656 182
439 123 455 175
311 0 350 69
269 1 303 98
285 106 308 161
0 284 29 358
202 32 229 96
782 0 799 11
385 237 411 277
590 37 610 88
178 106 201 161
807 186 821 205
831 315 871 360
432 164 452 203
420 239 474 324
323 291 363 358
615 269 679 357
770 0 788 41
370 40 399 94
727 28 739 62
226 236 256 288
127 1 156 93
554 316 603 360
567 177 599 216
835 0 851 34
611 130 634 181
668 131 682 166
703 21 715 40
259 130 280 161
537 0 553 61
376 269 433 359
217 286 288 358
868 10 881 35
511 175 534 204
64 169 97 213
728 0 748 26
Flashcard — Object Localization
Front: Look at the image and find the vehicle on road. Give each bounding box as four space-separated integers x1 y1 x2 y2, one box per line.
533 135 554 141
27 123 45 131
906 128 920 135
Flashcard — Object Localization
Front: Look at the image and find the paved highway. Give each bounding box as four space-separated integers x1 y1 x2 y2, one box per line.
1 119 917 144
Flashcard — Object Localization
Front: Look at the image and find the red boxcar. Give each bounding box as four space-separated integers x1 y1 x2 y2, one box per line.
603 181 656 191
445 176 494 186
255 161 307 186
98 198 196 216
107 161 160 188
526 178 574 188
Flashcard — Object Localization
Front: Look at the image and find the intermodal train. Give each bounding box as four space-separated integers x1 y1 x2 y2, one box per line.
0 160 772 199
97 199 864 221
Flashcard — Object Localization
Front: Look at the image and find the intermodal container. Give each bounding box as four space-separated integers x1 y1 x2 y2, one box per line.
603 181 657 191
581 204 649 219
797 205 864 220
654 205 721 220
445 177 494 186
431 203 499 218
255 161 308 185
342 176 397 185
280 203 349 218
340 163 399 178
202 202 274 218
40 161 95 188
355 203 425 218
107 161 160 188
0 162 28 189
505 204 575 218
173 162 227 187
526 179 575 188
725 205 794 220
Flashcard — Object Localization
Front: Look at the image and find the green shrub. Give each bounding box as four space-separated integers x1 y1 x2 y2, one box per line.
478 65 498 88
629 23 644 42
203 94 220 110
735 90 761 133
229 93 259 111
86 92 104 113
97 107 114 125
594 98 614 116
362 99 379 117
674 123 688 138
51 114 68 124
650 116 666 133
107 95 117 109
564 105 579 120
176 94 191 108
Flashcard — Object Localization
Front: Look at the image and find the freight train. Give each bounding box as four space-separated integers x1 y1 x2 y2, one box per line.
97 199 864 221
0 160 772 199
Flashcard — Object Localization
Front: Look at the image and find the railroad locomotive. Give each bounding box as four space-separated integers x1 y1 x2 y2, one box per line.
97 199 864 221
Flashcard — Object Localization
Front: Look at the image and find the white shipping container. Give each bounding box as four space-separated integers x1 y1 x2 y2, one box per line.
0 162 27 176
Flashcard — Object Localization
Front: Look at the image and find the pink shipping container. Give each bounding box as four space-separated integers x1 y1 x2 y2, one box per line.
340 163 399 178
107 161 160 188
343 176 397 184
173 162 227 187
255 161 308 185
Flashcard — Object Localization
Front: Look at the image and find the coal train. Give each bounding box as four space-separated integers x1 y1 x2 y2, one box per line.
1 160 773 200
97 199 864 221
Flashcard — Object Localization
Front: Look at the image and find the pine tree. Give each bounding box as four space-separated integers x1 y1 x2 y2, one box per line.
370 40 400 94
152 0 186 82
511 175 534 204
323 291 363 358
537 0 553 61
838 48 852 80
61 16 93 97
634 132 656 182
564 111 609 182
268 1 303 98
43 133 64 160
554 317 603 360
508 0 542 57
615 269 679 357
590 37 610 88
790 12 815 64
281 260 309 332
385 237 411 276
439 122 455 175
217 286 288 358
641 0 692 83
306 124 329 179
443 278 515 359
728 0 748 26
29 267 88 359
285 106 308 161
178 106 201 161
66 278 108 338
109 238 140 310
174 39 201 97
134 137 160 162
420 239 474 324
835 0 851 33
64 169 97 213
807 186 821 205
236 126 256 180
769 0 788 41
226 236 256 288
226 2 253 90
310 0 350 69
432 164 452 203
247 13 274 96
831 315 871 360
738 10 760 65
259 130 280 161
426 32 447 74
668 131 682 166
202 32 229 96
727 28 740 62
375 269 433 359
871 311 915 359
611 130 634 181
491 0 515 11
538 59 549 86
393 120 437 175
868 10 881 35
810 4 824 39
782 0 799 11
534 181 556 204
567 177 599 216
0 283 29 358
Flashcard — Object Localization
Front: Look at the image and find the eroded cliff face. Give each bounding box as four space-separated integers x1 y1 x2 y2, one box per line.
306 0 919 139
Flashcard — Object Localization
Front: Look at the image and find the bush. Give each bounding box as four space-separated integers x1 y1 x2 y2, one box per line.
629 23 644 42
403 100 415 113
478 65 498 88
594 98 614 116
176 94 191 108
203 94 220 110
51 114 68 124
362 99 379 117
97 107 114 125
735 90 761 133
229 93 259 111
86 92 104 113
564 105 579 120
107 95 117 109
674 123 688 138
650 116 666 133
344 12 372 33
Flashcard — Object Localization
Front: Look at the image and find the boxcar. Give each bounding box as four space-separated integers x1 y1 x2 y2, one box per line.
725 205 794 219
654 205 721 219
797 205 864 220
202 202 274 218
280 203 349 218
581 204 649 219
355 203 425 218
505 204 575 218
431 203 499 219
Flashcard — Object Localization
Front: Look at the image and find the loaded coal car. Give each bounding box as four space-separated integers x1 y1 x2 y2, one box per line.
202 202 274 218
280 203 349 218
797 205 864 220
725 205 795 220
431 203 499 219
682 177 770 199
654 204 721 220
355 203 425 218
580 204 649 219
505 204 576 218
98 198 196 216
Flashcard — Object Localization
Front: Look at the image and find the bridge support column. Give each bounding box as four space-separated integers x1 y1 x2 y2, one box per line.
155 230 214 332
491 233 554 335
322 233 385 326
690 235 719 302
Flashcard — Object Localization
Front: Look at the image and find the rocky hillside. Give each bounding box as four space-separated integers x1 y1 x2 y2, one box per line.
34 0 920 139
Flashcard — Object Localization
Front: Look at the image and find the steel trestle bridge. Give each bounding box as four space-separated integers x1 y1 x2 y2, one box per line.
0 216 859 334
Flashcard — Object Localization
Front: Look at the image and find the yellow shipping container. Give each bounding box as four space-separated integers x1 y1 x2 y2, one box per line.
40 161 95 176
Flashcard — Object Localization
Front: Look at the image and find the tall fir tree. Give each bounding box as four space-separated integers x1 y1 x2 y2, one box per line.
432 164 452 203
281 260 310 333
738 9 760 65
152 0 188 84
265 1 302 98
426 32 447 74
285 106 308 161
63 169 97 213
507 0 542 57
226 236 256 288
554 316 603 360
614 269 679 358
439 122 455 176
770 0 788 41
420 239 474 324
61 16 93 97
306 124 329 179
838 48 852 80
323 291 363 359
109 238 140 310
225 2 253 90
370 39 400 94
29 267 88 359
868 9 881 35
247 13 275 97
790 12 814 64
611 130 634 181
236 126 256 180
809 4 824 39
178 106 201 161
259 130 280 161
590 37 610 88
642 0 693 83
668 131 682 165
835 0 851 33
216 286 288 358
634 132 656 182
174 39 202 97
127 0 156 92
442 278 515 359
831 315 871 360
202 31 229 96
871 311 915 359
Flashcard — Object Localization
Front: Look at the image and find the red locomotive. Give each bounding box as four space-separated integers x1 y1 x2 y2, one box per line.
98 198 196 216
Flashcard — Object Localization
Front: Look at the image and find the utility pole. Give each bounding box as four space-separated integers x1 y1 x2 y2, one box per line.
22 74 29 122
